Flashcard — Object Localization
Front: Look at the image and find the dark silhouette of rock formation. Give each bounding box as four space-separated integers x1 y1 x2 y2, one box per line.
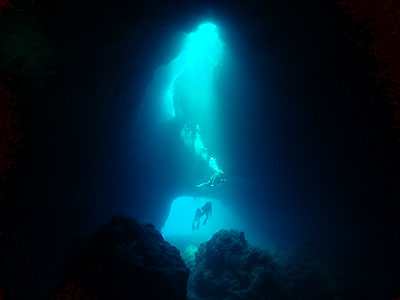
52 216 189 300
187 229 287 300
185 230 347 300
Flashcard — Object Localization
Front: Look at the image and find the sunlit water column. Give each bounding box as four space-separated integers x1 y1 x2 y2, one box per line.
165 23 224 175
159 23 249 251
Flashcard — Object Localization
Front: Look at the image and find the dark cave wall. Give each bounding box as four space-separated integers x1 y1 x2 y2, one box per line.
2 1 399 298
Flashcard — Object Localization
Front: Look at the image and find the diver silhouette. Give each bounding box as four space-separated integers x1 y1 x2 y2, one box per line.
196 170 226 188
192 202 212 230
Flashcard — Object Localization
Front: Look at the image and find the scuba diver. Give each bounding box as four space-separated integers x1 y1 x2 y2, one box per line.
192 202 212 230
196 170 226 188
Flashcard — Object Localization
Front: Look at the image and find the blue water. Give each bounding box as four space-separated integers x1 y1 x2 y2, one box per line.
135 21 345 252
136 23 272 251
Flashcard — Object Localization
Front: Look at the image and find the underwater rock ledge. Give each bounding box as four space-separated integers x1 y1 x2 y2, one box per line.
186 229 286 300
52 216 189 300
185 229 347 300
51 216 348 300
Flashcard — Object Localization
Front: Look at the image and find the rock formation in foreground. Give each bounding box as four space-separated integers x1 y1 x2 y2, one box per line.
185 229 347 300
53 216 189 300
187 229 287 300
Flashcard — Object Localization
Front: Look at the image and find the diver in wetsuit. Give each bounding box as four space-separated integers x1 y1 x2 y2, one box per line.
192 202 212 230
201 202 212 225
196 170 226 188
192 208 203 230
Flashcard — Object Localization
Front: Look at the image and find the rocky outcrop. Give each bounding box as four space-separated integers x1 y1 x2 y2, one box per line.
187 229 287 300
53 216 189 300
185 230 347 300
182 244 199 271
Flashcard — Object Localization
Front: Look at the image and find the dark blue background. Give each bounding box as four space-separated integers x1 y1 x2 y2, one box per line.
2 0 399 296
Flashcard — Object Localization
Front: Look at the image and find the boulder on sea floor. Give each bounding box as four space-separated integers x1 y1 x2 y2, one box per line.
187 229 287 300
185 229 347 300
53 216 189 300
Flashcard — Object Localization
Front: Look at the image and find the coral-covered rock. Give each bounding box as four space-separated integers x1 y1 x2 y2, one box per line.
189 229 286 300
53 216 189 300
182 244 199 271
